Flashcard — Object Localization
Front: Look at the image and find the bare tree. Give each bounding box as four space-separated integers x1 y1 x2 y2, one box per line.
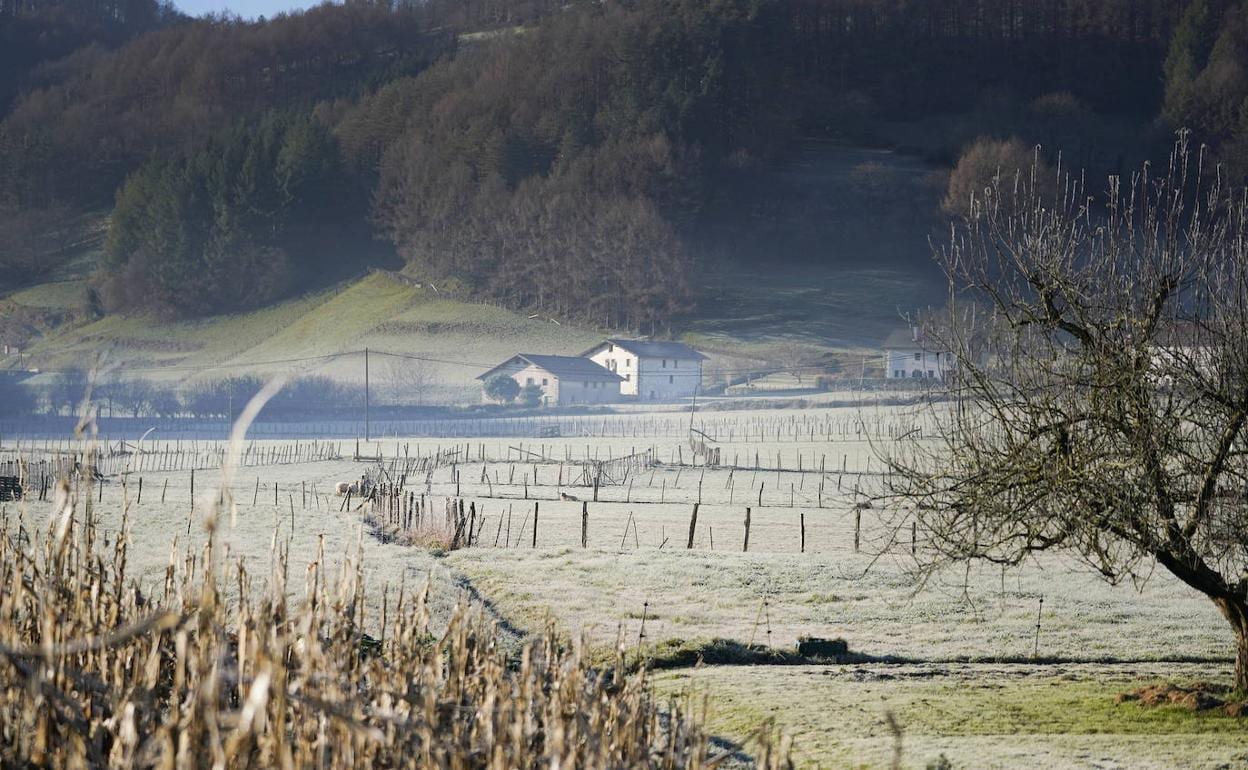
885 137 1248 690
381 356 434 406
771 341 823 385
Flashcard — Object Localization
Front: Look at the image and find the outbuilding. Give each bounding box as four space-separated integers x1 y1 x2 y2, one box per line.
477 354 623 406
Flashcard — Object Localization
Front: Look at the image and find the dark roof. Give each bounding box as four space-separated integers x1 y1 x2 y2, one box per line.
582 338 707 360
882 327 950 352
477 354 622 382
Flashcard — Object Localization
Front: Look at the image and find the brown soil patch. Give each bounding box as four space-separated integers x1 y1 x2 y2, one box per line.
1117 682 1248 716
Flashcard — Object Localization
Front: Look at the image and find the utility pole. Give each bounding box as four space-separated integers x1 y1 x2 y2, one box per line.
364 347 370 442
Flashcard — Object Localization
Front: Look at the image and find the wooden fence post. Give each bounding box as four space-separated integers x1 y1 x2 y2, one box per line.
743 507 751 552
581 501 588 548
800 512 806 553
532 502 539 548
854 509 861 552
686 503 699 549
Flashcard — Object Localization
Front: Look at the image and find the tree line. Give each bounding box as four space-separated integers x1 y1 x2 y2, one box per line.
24 372 366 419
101 111 347 316
4 0 1242 326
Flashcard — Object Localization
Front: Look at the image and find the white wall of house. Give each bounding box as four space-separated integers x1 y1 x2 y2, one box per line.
555 378 619 405
588 346 640 396
510 364 619 406
883 348 954 379
636 356 702 400
589 346 703 399
513 363 560 404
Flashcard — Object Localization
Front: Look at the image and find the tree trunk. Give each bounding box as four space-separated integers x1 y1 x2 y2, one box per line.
1239 629 1248 694
1215 596 1248 692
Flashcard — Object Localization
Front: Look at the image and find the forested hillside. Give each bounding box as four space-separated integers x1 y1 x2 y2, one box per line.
1 0 1242 330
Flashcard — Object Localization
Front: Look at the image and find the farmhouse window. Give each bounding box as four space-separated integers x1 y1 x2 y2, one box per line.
542 378 548 386
662 359 667 368
583 381 589 388
608 343 614 352
674 360 679 368
913 352 921 360
626 359 631 368
624 374 631 381
669 375 674 384
526 377 534 386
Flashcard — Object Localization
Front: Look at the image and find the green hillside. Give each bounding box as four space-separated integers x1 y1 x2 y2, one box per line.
5 271 600 400
3 265 938 400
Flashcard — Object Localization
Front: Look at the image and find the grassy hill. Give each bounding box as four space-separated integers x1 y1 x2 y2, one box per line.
3 271 603 402
2 260 938 400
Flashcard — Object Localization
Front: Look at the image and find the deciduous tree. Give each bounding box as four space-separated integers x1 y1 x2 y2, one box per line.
886 137 1248 689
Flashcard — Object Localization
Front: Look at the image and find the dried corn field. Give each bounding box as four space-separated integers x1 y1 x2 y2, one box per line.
0 474 791 768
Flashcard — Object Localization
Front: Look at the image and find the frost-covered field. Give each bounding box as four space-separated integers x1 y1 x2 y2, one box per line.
2 402 1245 767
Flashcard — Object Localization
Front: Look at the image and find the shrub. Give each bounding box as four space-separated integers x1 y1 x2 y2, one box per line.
484 374 520 403
519 382 544 407
943 136 1052 218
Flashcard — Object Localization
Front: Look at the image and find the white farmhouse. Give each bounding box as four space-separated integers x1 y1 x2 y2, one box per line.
882 327 955 380
581 339 707 400
476 354 623 406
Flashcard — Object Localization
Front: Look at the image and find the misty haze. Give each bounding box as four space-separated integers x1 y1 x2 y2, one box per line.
3 1 1248 767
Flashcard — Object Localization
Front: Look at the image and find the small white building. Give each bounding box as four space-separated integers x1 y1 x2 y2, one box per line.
882 327 955 380
477 354 623 406
581 339 706 400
